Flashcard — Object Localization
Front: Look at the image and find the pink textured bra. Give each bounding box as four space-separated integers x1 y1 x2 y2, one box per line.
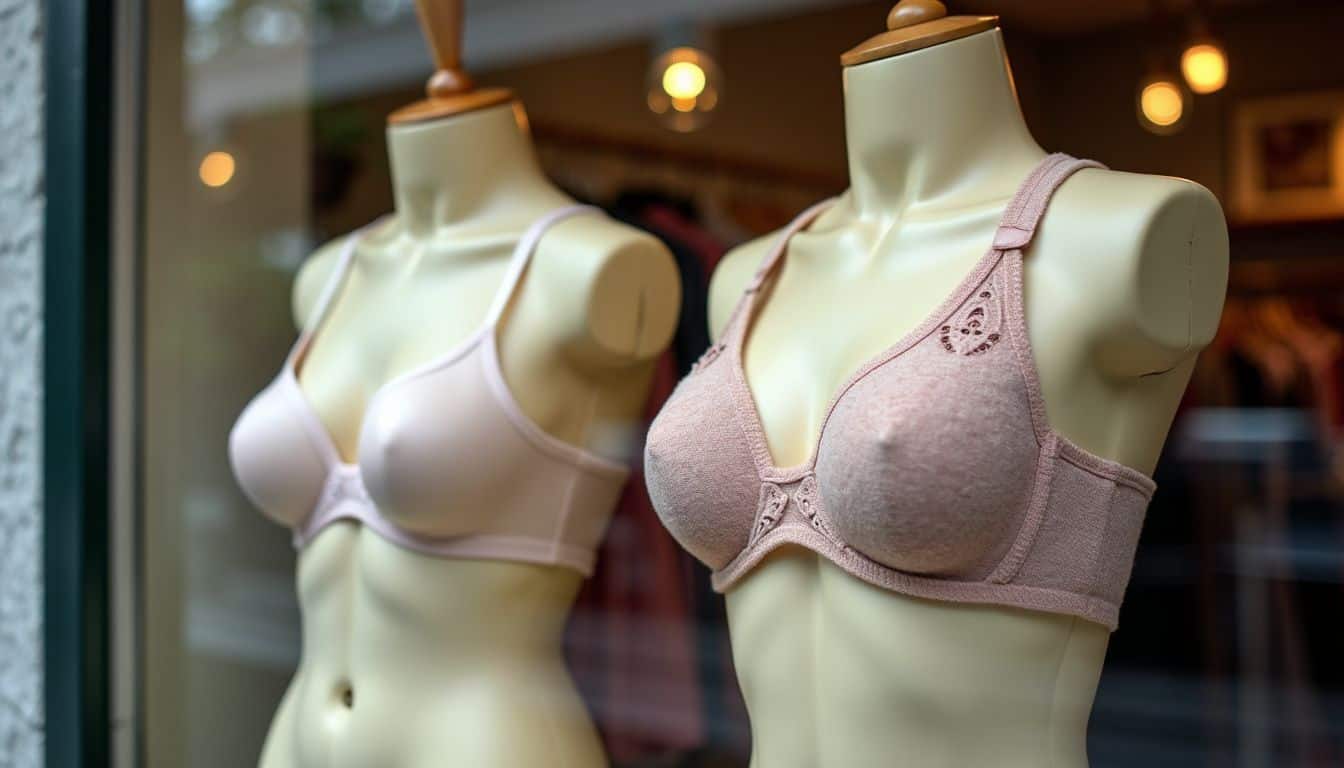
645 154 1155 630
229 205 628 575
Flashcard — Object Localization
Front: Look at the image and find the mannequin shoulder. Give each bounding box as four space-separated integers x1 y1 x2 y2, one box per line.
530 213 682 365
1037 168 1229 374
708 233 776 341
291 236 351 332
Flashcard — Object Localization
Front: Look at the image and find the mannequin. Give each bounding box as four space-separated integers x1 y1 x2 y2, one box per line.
253 3 680 766
702 3 1228 766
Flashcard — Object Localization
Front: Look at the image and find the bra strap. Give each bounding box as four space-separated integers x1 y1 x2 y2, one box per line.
302 230 361 333
709 198 836 346
745 198 838 293
991 153 1106 251
292 215 390 366
483 204 602 328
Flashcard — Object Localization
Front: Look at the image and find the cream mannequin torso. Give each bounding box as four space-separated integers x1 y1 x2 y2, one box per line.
707 29 1228 768
258 102 680 768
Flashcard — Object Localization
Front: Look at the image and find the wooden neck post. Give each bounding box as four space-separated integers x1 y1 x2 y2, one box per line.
388 0 514 125
841 0 998 67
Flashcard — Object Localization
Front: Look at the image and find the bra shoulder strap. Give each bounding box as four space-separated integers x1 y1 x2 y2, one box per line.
484 204 601 328
299 213 396 335
710 197 836 347
992 153 1106 251
744 197 839 293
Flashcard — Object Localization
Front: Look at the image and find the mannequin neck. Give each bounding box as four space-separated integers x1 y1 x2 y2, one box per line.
386 102 560 237
842 29 1044 219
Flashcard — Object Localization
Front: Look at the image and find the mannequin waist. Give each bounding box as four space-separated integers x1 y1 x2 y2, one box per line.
295 521 582 664
258 523 605 767
725 548 1106 768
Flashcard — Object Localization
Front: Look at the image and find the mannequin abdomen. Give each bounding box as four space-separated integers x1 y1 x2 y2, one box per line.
725 547 1108 768
259 524 605 768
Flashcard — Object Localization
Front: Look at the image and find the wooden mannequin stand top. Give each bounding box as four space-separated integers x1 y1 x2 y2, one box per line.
388 0 513 124
842 0 997 65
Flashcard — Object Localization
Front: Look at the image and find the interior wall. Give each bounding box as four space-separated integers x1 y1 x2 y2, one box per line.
309 3 1067 233
1023 0 1344 278
466 0 1343 237
308 0 1344 280
1033 0 1344 209
0 0 45 765
478 1 1049 186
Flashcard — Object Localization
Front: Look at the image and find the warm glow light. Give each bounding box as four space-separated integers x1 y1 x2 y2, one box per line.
1141 81 1185 128
199 151 236 188
662 61 707 100
646 45 722 132
1181 43 1228 94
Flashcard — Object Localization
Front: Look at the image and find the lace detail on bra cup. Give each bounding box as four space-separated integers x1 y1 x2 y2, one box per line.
746 475 849 551
750 483 789 546
320 463 371 509
939 273 1005 356
794 474 847 550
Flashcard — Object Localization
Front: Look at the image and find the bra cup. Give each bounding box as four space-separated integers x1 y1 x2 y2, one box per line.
815 342 1038 577
229 379 328 527
645 357 761 570
358 352 514 539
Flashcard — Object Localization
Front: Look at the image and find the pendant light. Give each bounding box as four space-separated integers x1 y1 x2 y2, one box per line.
1137 54 1190 135
1135 1 1190 135
1180 14 1228 94
646 24 723 133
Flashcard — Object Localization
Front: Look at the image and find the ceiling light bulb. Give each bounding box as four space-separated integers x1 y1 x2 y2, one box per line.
646 45 723 133
1141 80 1185 127
1181 42 1228 94
663 61 707 101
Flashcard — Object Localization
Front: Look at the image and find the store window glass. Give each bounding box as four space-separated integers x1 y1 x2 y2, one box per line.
128 1 1344 767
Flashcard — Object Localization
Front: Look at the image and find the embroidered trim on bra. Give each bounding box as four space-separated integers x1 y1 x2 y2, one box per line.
939 276 1005 356
746 475 849 551
750 483 790 546
794 474 847 550
320 464 371 510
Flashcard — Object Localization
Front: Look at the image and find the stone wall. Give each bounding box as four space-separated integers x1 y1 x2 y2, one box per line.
0 0 44 765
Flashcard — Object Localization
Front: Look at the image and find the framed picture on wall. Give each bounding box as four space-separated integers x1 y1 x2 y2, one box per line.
1230 89 1344 224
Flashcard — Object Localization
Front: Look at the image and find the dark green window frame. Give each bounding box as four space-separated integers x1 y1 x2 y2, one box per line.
44 0 118 764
